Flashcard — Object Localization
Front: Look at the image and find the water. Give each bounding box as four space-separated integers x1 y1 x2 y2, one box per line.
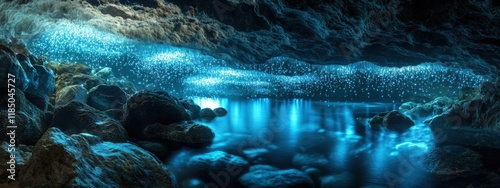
172 98 437 187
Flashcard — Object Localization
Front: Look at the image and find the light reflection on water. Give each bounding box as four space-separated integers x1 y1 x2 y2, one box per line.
190 97 435 187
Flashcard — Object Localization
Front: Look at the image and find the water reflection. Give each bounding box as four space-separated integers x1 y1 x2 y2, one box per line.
191 97 435 187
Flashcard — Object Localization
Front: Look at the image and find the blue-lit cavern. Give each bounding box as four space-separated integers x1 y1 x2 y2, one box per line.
0 0 499 187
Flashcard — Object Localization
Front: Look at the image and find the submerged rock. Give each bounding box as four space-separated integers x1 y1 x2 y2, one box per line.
292 153 329 169
51 101 127 142
123 91 191 136
19 128 176 188
199 108 217 119
179 99 201 119
55 85 88 107
187 150 250 174
369 110 415 132
0 142 33 183
87 85 127 111
213 107 228 116
239 165 314 188
142 121 215 147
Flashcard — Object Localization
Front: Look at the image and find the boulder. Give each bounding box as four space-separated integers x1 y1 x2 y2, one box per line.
0 89 45 145
239 165 314 188
87 85 127 111
142 121 215 147
0 47 29 91
134 141 170 160
179 99 201 119
55 73 105 92
16 54 38 92
404 97 454 119
55 85 88 107
51 101 127 142
99 4 135 19
19 128 177 188
213 107 228 116
108 78 137 95
31 65 55 96
369 110 415 132
93 67 115 79
123 91 190 136
199 108 216 118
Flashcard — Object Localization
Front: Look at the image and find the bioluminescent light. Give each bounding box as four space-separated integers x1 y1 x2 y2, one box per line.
26 22 488 101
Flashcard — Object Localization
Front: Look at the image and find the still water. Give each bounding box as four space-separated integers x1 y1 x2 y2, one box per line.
182 98 438 187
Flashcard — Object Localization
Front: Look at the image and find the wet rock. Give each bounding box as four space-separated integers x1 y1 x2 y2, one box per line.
239 166 314 188
121 0 160 8
242 148 269 162
16 54 38 92
199 108 217 118
55 85 88 107
319 172 353 188
0 142 33 183
55 73 105 92
48 62 92 75
25 94 51 111
104 108 123 121
51 101 127 142
187 151 250 178
179 99 201 119
209 133 258 154
123 91 191 136
142 121 215 147
292 153 329 169
399 102 418 113
417 145 483 180
369 110 415 132
213 107 228 116
108 78 137 95
403 97 455 119
134 141 169 159
0 47 29 91
87 85 127 111
31 65 55 96
0 89 45 145
93 67 115 79
19 128 176 188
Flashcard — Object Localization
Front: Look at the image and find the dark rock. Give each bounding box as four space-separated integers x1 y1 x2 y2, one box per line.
48 62 92 75
143 121 214 147
55 73 105 92
369 110 415 132
108 78 137 95
239 166 314 188
213 107 228 116
179 99 201 119
134 141 169 160
19 128 176 187
209 133 257 154
55 85 88 107
187 150 250 177
51 101 127 142
121 0 160 8
0 48 29 91
93 67 114 79
104 108 124 121
0 142 33 183
0 89 45 145
199 108 216 118
292 153 329 169
16 54 38 92
32 65 55 96
87 85 127 111
123 91 191 136
25 94 51 111
417 145 483 180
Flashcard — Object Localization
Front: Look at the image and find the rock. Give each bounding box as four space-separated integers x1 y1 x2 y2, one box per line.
209 133 258 154
123 91 191 137
32 65 55 96
369 110 415 132
242 148 269 162
55 85 88 107
134 141 169 159
0 142 33 183
319 172 353 188
417 145 483 180
292 153 329 169
55 73 105 92
104 108 124 121
108 78 137 95
121 0 160 8
51 101 127 142
179 99 201 119
87 85 127 111
199 108 216 118
398 102 418 113
187 151 250 176
16 54 38 92
0 89 46 145
239 166 314 188
213 107 228 116
404 97 455 119
0 47 29 91
48 62 92 75
19 128 176 187
99 4 134 19
94 67 115 79
142 121 215 147
25 93 51 111
249 165 279 172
